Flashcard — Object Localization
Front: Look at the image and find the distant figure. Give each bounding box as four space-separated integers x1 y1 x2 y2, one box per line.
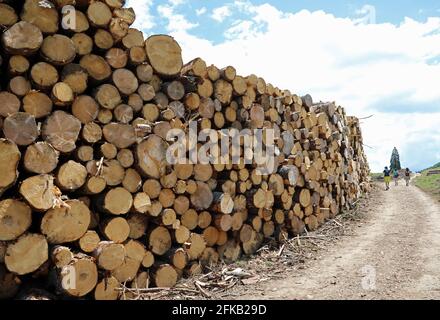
383 166 391 190
393 169 399 186
404 168 411 186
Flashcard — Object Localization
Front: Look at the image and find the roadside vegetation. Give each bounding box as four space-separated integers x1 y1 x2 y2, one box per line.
414 168 440 201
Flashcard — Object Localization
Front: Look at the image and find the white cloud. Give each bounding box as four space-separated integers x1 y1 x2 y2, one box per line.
157 1 198 33
137 2 440 171
126 0 155 30
196 7 207 16
211 6 232 22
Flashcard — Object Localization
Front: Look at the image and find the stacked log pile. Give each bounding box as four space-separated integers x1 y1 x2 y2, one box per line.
0 0 370 300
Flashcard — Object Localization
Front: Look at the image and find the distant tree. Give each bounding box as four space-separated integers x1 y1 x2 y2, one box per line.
390 147 401 171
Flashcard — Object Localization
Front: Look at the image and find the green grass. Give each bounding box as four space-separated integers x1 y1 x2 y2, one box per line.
370 172 383 181
413 171 440 200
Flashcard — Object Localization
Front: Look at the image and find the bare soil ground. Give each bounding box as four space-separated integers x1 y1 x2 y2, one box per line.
226 182 440 300
126 181 440 300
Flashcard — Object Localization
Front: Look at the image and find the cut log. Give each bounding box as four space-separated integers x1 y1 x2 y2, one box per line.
184 233 206 261
214 79 233 105
21 0 59 34
42 110 81 153
211 192 234 214
221 66 236 82
111 257 140 283
145 35 183 78
164 81 185 101
190 182 214 210
78 231 100 253
197 211 212 229
218 239 241 263
136 64 154 82
80 54 112 82
51 82 74 107
109 17 129 41
101 217 130 243
94 276 120 300
114 104 133 124
94 29 114 51
71 33 93 56
41 34 76 66
152 263 178 288
30 62 58 90
202 226 219 247
101 159 125 186
8 55 30 76
19 174 57 212
103 123 136 149
1 21 43 55
5 233 48 275
166 247 188 270
71 95 99 124
117 149 134 168
122 28 144 49
87 1 112 27
136 134 168 179
106 47 128 69
148 226 172 256
51 246 73 268
207 64 220 82
93 241 125 271
0 3 17 27
127 213 148 240
95 84 122 109
101 187 133 215
62 64 89 95
56 160 87 191
82 122 102 143
0 139 20 196
129 46 146 65
112 68 139 96
22 91 53 119
57 253 98 297
142 251 155 268
181 58 207 77
181 209 198 231
3 112 38 146
0 199 32 241
41 200 90 244
0 92 20 117
123 169 142 193
198 79 213 98
9 76 31 97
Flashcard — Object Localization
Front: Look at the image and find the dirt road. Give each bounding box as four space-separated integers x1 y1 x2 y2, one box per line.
235 183 440 300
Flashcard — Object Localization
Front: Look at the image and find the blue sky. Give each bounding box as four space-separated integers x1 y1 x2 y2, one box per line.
135 0 440 40
127 0 440 171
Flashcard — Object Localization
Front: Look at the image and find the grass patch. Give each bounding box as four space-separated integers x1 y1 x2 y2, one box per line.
370 172 383 181
414 171 440 200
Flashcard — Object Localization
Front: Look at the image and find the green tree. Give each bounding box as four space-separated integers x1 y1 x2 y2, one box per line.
390 147 401 171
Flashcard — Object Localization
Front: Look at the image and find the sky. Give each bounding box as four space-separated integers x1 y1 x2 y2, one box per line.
126 0 440 172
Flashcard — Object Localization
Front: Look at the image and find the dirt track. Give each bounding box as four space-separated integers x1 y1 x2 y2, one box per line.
234 183 440 300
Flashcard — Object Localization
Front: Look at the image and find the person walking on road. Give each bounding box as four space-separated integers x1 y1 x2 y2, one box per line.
404 168 411 186
383 166 391 190
393 169 399 186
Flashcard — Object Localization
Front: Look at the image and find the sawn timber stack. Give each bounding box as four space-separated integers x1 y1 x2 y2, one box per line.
0 0 371 300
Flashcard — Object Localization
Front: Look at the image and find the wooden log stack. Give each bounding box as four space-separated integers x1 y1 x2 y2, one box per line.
0 0 371 300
